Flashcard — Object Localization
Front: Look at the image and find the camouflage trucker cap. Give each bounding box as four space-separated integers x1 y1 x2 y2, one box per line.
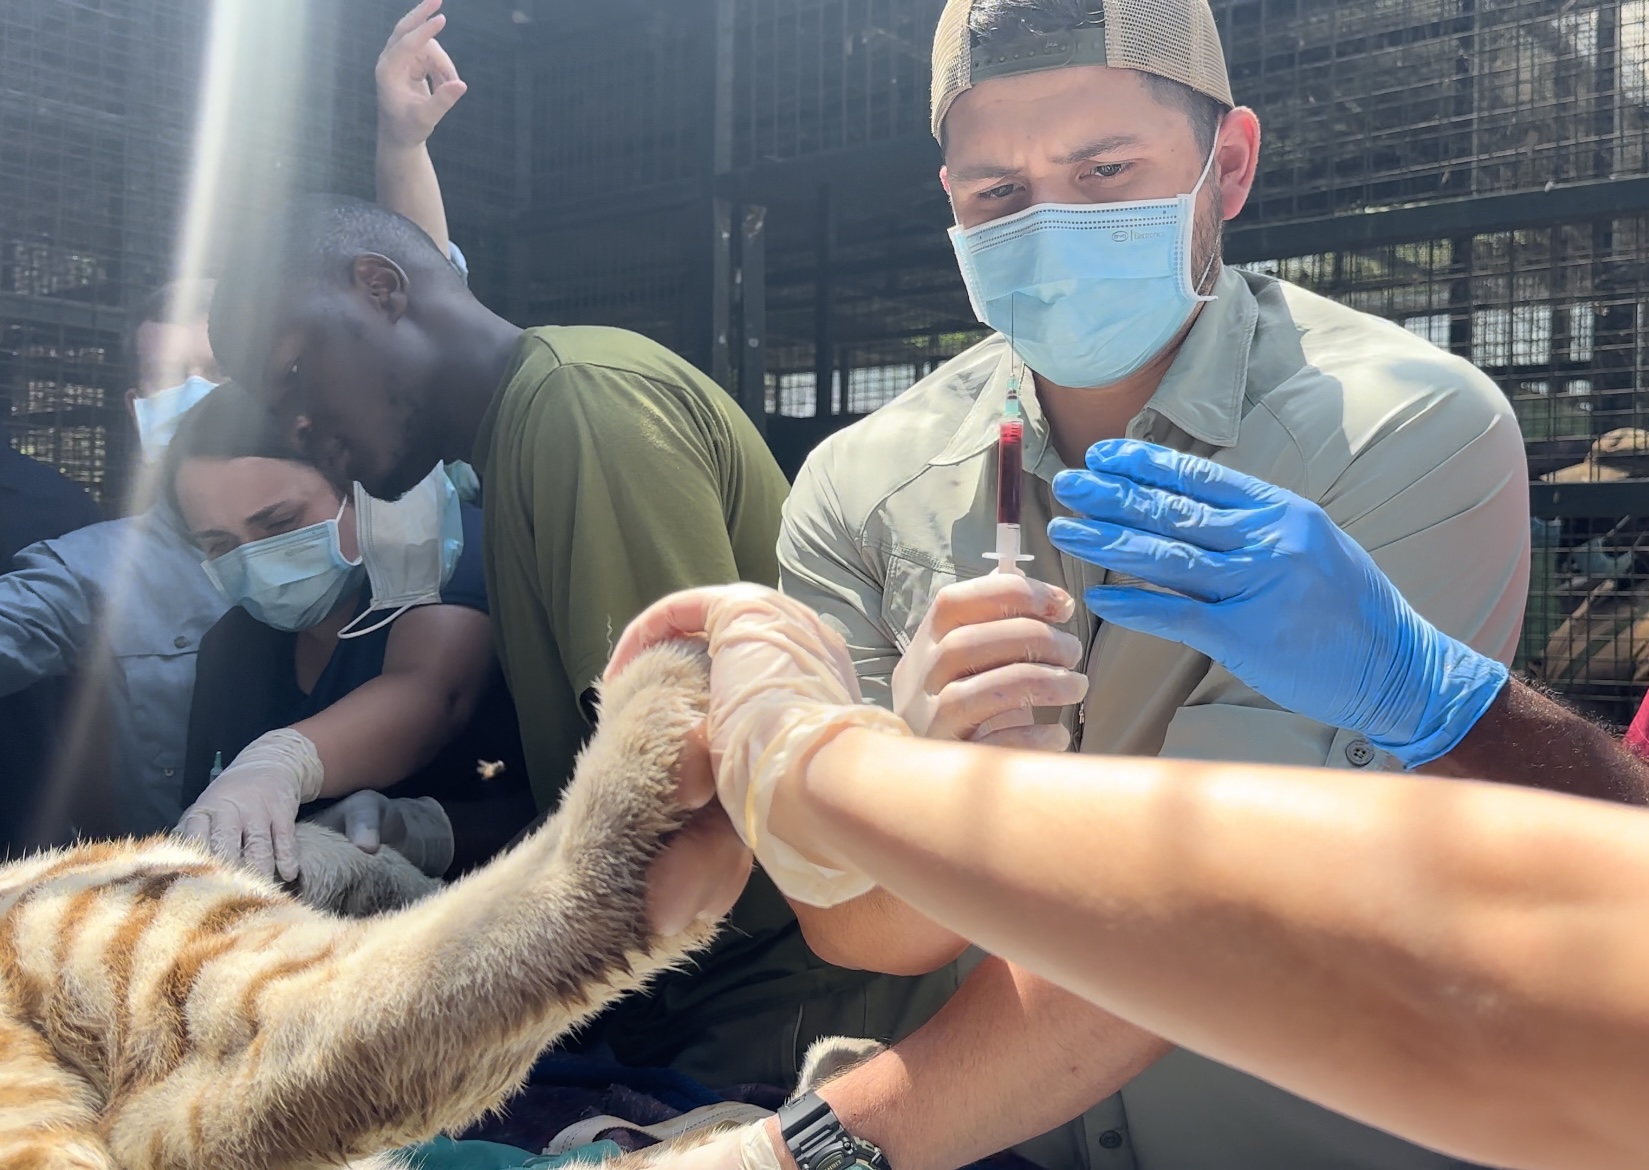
930 0 1234 140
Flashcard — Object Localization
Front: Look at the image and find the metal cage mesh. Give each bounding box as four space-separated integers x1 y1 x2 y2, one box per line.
10 0 1649 710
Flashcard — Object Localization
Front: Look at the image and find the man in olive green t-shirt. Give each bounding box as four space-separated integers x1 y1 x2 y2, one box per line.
474 324 785 808
208 192 963 1086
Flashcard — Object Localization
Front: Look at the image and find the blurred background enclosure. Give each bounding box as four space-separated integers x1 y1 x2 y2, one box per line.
9 0 1649 713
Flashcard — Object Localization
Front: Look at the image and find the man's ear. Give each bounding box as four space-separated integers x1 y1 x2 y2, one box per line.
939 163 951 195
123 387 139 425
1213 107 1261 223
350 253 410 323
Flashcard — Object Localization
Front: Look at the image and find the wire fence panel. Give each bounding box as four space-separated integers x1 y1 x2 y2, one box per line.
12 0 1649 708
0 0 521 506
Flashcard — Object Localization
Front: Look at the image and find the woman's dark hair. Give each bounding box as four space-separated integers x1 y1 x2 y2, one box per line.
162 379 323 513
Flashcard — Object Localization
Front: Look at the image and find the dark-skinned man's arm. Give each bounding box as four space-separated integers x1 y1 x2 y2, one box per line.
1420 676 1649 802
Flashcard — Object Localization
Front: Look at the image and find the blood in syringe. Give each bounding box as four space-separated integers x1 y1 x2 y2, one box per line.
996 416 1024 526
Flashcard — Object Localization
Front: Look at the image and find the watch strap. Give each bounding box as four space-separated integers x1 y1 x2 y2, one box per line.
778 1091 893 1170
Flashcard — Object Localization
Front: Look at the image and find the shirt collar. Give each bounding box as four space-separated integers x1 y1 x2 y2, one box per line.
1140 264 1258 449
932 340 1057 472
929 265 1260 469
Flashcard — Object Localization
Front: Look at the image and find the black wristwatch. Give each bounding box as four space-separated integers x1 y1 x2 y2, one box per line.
777 1092 894 1170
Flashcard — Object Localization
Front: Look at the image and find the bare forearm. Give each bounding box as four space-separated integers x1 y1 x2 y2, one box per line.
1423 676 1649 803
784 729 1649 1170
788 888 968 976
798 958 1167 1170
296 673 469 798
376 138 449 254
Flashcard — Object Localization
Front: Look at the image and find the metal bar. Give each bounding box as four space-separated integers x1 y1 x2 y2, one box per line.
513 32 535 219
712 0 734 178
1225 176 1649 262
813 184 835 418
691 0 735 386
709 198 734 388
1532 480 1649 518
738 204 768 436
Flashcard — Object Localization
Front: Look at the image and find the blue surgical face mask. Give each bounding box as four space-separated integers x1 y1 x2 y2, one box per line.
338 462 465 640
201 497 365 632
132 375 219 458
949 138 1221 389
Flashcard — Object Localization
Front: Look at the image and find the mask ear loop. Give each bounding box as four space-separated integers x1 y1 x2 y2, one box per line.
336 602 414 640
332 492 362 562
333 491 391 640
1183 123 1225 302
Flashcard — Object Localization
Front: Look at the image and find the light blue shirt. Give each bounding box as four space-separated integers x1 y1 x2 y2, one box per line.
0 506 228 834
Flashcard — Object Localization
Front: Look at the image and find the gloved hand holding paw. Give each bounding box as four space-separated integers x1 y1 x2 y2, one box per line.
607 584 910 907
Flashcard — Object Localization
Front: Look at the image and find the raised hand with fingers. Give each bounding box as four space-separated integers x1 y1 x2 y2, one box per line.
1047 439 1508 769
176 728 324 882
607 585 909 907
377 0 468 150
890 574 1089 751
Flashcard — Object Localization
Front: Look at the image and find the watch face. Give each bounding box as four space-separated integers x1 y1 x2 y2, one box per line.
814 1152 857 1170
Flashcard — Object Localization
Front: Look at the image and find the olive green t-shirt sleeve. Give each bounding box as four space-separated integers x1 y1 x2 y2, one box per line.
522 360 777 712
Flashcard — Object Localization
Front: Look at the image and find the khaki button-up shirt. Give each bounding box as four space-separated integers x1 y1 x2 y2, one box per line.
778 266 1530 1170
781 266 1529 771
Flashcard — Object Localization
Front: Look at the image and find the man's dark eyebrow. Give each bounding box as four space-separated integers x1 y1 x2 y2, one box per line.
1053 134 1144 165
190 527 235 546
949 134 1148 182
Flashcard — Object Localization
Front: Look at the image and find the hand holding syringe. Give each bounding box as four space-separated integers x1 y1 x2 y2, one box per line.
983 370 1034 576
975 366 1060 743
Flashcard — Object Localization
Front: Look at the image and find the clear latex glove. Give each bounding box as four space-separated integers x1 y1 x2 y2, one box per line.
646 1121 784 1170
376 0 467 149
607 584 911 907
889 574 1088 751
177 729 324 882
307 790 455 878
1047 440 1509 769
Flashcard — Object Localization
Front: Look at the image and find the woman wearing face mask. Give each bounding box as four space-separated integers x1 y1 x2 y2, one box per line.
164 382 535 884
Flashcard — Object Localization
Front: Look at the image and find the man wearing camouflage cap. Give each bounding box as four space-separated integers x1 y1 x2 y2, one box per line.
766 1 1531 1169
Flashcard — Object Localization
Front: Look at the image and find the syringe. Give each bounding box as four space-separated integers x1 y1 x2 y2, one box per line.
983 365 1034 575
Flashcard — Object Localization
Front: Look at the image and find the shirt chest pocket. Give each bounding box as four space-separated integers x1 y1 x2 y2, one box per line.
105 621 201 769
879 546 986 652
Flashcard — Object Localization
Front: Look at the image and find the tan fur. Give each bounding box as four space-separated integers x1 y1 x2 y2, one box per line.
0 644 720 1170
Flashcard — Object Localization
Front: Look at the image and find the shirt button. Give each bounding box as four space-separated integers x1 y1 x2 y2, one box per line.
163 768 175 777
173 635 189 649
1345 739 1376 767
1098 1130 1124 1150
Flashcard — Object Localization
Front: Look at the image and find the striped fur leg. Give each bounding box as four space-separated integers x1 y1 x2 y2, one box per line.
0 1011 116 1169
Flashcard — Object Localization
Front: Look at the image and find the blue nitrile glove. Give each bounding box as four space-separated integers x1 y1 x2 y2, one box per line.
1046 440 1509 769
